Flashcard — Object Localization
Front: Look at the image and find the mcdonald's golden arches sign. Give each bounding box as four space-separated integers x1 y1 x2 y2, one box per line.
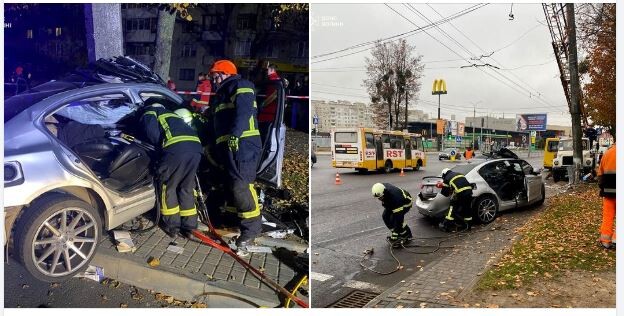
432 79 447 95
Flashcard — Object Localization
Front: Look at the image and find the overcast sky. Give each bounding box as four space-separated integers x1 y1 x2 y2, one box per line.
311 3 573 126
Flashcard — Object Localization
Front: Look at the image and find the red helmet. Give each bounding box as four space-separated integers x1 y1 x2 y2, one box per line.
210 60 237 75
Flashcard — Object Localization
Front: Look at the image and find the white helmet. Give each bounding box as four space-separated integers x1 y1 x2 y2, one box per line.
372 183 385 198
440 168 451 178
174 108 193 125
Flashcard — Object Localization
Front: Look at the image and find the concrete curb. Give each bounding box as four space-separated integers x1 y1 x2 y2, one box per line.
91 248 281 308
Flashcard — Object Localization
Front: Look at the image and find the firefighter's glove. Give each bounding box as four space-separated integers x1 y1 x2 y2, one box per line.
228 135 239 152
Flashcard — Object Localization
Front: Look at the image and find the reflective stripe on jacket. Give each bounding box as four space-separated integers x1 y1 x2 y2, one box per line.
212 75 260 144
443 170 472 195
140 105 202 153
380 183 413 213
598 144 616 197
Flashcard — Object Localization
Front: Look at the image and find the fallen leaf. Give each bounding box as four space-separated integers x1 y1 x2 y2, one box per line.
120 303 128 308
148 257 160 267
191 302 207 308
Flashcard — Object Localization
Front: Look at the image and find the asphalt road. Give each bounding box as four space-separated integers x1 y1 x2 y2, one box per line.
310 151 544 307
3 257 164 308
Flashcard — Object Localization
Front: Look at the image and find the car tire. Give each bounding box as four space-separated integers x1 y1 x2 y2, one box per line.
383 160 393 173
473 195 499 224
552 171 561 183
14 193 102 283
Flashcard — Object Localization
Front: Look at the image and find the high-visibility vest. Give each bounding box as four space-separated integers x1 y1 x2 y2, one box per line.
597 144 616 197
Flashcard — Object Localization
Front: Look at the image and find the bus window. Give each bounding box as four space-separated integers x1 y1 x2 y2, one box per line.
365 133 375 149
390 136 403 149
405 139 411 150
411 137 418 150
335 132 357 143
382 134 391 149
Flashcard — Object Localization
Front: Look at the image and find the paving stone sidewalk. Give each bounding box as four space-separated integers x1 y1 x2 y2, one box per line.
364 209 539 308
93 226 303 307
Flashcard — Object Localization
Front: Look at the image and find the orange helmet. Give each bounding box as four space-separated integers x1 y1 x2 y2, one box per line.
210 60 237 75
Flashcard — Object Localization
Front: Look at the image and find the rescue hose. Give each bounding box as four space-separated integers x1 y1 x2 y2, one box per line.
191 176 309 308
359 225 507 275
191 229 309 308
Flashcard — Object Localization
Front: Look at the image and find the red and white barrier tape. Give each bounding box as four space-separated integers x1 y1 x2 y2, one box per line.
176 91 309 99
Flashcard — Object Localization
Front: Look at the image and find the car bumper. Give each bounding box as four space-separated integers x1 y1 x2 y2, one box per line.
416 194 450 219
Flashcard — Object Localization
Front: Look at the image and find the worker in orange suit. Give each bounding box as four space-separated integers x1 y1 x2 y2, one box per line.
463 147 474 160
596 142 616 249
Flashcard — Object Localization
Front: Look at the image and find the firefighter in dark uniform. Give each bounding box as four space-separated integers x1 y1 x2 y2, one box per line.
438 168 473 231
140 101 203 238
209 60 262 257
372 183 413 247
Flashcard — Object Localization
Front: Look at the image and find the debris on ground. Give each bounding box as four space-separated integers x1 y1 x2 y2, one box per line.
113 230 137 253
147 257 160 267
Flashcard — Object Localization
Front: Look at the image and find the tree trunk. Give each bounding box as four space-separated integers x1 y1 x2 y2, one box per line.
84 4 124 62
566 3 583 185
154 10 176 81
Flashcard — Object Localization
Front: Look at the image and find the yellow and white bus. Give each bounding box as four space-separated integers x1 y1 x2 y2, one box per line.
331 128 427 173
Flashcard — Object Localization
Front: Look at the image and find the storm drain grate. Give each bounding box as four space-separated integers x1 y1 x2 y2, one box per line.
329 290 379 308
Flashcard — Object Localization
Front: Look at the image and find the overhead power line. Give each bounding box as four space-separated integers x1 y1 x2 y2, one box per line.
311 4 488 64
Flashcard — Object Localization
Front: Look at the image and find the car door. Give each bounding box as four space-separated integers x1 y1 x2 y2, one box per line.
519 160 542 204
256 82 286 188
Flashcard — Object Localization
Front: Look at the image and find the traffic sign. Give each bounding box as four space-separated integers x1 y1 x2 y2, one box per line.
455 136 462 142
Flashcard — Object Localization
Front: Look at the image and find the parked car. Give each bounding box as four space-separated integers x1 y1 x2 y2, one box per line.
4 57 287 282
416 158 545 223
438 148 461 160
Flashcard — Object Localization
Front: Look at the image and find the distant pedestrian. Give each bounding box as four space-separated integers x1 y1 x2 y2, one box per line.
167 77 177 91
14 66 28 94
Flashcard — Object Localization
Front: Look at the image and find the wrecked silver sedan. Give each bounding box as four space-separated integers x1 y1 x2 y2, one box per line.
416 158 545 223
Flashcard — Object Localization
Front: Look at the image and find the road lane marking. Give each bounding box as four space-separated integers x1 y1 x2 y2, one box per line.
343 280 381 292
310 272 334 282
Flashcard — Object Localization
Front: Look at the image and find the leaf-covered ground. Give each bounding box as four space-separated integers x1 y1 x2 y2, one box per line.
477 183 615 291
276 128 309 207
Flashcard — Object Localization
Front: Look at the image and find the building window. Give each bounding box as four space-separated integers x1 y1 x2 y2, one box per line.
179 68 195 81
127 43 154 56
55 27 62 37
26 29 33 39
126 18 152 32
235 39 251 57
181 44 197 58
297 41 308 58
237 14 257 30
202 15 219 31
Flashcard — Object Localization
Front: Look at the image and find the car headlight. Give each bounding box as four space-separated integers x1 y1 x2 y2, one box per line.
4 161 24 187
586 159 592 165
554 161 559 166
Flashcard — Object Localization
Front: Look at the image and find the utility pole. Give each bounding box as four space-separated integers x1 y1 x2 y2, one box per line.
566 3 583 184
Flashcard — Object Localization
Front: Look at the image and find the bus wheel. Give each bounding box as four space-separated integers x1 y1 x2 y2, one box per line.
383 160 393 173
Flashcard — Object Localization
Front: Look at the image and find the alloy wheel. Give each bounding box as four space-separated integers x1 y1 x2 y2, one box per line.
31 207 98 277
